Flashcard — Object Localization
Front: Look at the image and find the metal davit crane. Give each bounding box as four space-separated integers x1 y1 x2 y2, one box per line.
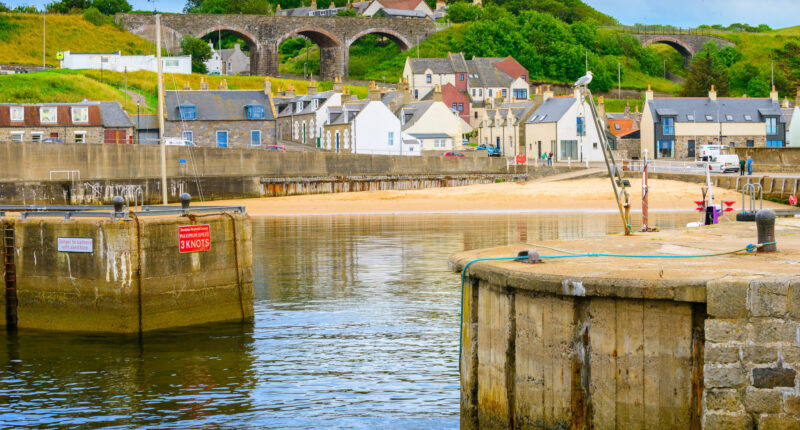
579 84 633 235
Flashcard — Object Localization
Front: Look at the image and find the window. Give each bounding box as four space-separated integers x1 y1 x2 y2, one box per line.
560 140 578 159
296 101 304 113
251 130 261 146
488 89 493 97
182 131 193 143
40 107 57 124
687 114 694 121
479 89 483 97
459 74 464 81
387 131 394 146
71 106 88 123
246 105 265 119
744 115 752 121
521 75 526 81
501 89 507 98
474 112 478 119
31 132 43 143
614 123 621 130
705 115 713 121
747 140 754 147
725 114 733 121
216 130 228 148
10 131 23 142
512 89 527 100
458 103 464 112
593 142 598 149
577 117 586 136
178 106 196 120
452 103 458 111
74 131 86 144
10 106 23 122
426 74 431 83
657 140 675 158
414 89 418 99
662 117 674 135
472 89 476 97
312 99 319 110
767 140 783 147
163 59 179 68
766 117 778 135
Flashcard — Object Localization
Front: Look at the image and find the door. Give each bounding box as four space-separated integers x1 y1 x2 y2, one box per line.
688 140 695 158
496 137 500 149
216 131 228 148
104 129 126 144
537 141 542 158
335 132 340 153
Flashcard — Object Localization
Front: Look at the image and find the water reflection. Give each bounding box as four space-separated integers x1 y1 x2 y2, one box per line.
1 212 697 428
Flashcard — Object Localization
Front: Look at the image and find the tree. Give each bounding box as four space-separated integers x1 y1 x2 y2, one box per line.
46 0 91 13
0 2 8 12
240 0 273 15
82 7 105 26
446 2 482 22
681 47 730 97
92 0 132 14
181 35 213 74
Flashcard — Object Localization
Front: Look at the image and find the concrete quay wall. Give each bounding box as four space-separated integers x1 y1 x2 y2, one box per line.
0 214 253 333
649 172 800 204
450 220 800 429
732 148 800 173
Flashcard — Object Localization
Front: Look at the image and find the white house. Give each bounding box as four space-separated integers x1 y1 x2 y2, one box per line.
60 51 191 74
205 42 222 74
399 88 473 151
787 106 799 147
524 89 605 162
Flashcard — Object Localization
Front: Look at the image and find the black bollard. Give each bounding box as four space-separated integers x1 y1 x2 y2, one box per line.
112 196 125 217
755 209 777 253
180 193 192 213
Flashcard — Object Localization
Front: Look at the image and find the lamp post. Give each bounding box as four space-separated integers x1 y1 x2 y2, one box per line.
136 101 140 144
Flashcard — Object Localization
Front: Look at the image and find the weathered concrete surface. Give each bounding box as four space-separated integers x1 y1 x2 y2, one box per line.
0 214 253 333
451 219 800 429
732 148 800 173
648 171 800 205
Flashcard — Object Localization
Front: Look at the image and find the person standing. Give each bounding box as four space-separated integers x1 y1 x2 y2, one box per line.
739 157 746 176
747 155 753 175
541 151 547 166
548 152 553 166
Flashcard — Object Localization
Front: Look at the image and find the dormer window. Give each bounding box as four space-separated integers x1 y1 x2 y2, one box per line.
71 106 89 123
312 99 319 110
9 106 23 122
426 74 431 83
744 115 752 121
178 105 196 120
246 105 265 119
687 114 694 121
705 115 713 121
40 107 57 124
296 101 303 113
725 114 733 121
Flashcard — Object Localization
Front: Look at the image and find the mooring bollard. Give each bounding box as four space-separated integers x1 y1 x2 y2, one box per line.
112 196 125 218
180 193 192 214
755 208 777 253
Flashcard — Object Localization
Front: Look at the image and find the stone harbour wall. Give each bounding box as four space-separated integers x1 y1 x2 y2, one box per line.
704 279 800 428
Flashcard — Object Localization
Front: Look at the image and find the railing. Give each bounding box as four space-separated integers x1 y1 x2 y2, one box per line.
0 202 245 220
598 25 727 36
623 159 708 174
49 170 80 181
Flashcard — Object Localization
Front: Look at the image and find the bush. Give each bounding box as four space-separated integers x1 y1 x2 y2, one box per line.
336 9 356 16
92 0 132 15
0 14 19 42
82 7 105 26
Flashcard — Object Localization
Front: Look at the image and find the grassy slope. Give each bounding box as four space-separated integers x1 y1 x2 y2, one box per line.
0 13 155 67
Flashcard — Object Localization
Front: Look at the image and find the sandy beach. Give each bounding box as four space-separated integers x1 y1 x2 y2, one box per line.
200 177 790 216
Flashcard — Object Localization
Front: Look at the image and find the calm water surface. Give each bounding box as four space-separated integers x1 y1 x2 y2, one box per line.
0 212 699 429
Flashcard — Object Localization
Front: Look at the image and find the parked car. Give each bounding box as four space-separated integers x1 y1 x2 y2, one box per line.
443 151 465 157
265 145 287 151
476 144 501 157
698 144 727 161
697 154 739 173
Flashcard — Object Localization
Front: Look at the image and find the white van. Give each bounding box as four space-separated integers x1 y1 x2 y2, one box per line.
707 154 740 173
699 145 727 161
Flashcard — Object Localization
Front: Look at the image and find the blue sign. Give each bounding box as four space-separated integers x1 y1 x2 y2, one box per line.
179 159 186 164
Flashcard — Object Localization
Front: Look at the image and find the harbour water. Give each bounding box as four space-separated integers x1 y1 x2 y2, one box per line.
0 212 699 429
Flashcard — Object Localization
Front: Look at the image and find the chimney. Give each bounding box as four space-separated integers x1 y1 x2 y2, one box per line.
401 78 413 105
308 81 318 95
264 77 272 95
709 85 717 101
432 84 443 102
284 84 295 98
310 0 317 9
368 81 381 101
234 43 241 52
543 85 554 101
624 101 631 119
597 95 606 119
533 86 544 107
218 79 228 90
199 77 209 91
783 97 790 108
333 75 344 92
341 87 351 103
770 85 779 102
645 84 654 101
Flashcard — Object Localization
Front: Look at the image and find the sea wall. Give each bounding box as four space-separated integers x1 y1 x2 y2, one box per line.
732 148 800 173
648 172 800 204
0 213 253 333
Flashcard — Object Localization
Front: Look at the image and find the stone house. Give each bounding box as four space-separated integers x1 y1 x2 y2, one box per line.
274 81 342 148
607 101 642 159
399 85 472 151
164 78 277 148
524 87 605 162
477 99 538 158
641 85 787 159
0 101 134 144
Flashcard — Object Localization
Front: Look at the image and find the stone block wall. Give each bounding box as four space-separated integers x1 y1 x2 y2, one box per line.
165 120 276 148
0 126 105 144
704 279 800 428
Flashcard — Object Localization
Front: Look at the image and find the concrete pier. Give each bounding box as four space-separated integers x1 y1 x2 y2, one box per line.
450 219 800 429
1 211 253 333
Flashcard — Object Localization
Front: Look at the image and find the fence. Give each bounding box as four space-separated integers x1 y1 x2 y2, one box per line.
623 159 707 174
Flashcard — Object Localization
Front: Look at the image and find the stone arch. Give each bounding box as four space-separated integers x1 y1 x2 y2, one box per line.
277 26 344 48
196 26 260 76
133 24 185 55
347 28 413 51
641 36 695 67
278 27 345 80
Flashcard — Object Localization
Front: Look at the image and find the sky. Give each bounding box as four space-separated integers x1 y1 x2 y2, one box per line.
7 0 800 29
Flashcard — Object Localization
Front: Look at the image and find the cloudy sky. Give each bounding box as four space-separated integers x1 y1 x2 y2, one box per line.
8 0 800 29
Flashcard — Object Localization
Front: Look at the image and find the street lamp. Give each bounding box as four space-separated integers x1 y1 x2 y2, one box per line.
136 101 140 144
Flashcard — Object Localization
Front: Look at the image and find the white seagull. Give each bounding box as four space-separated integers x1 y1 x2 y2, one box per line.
574 71 593 87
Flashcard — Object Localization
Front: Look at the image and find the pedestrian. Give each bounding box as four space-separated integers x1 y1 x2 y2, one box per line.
541 151 547 166
739 157 745 176
548 152 553 166
747 155 753 175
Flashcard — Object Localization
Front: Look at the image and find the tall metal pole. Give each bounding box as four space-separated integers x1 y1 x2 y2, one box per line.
641 149 650 231
617 62 620 99
156 13 168 205
42 12 45 70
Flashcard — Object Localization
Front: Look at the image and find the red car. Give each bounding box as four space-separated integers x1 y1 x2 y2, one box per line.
442 151 465 157
265 145 287 151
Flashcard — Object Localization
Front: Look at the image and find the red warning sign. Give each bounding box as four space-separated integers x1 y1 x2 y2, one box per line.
179 225 211 253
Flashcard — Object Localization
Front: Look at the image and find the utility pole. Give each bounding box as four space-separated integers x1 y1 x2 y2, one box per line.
617 62 620 99
156 13 168 205
663 59 666 79
585 50 588 73
124 67 128 104
42 11 45 70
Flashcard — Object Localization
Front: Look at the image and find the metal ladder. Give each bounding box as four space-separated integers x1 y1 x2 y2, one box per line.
3 221 17 328
582 87 633 235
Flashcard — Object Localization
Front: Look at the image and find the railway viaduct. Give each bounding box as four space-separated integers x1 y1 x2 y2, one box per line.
631 32 734 66
115 13 437 79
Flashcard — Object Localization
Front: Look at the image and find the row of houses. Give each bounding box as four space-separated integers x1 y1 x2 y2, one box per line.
277 0 446 20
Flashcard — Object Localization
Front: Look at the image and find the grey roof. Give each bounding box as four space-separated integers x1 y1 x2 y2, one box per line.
378 7 427 17
467 57 512 88
498 101 536 122
647 98 785 123
165 90 275 121
399 101 434 130
409 58 455 74
99 102 134 128
526 97 576 124
409 133 452 139
278 6 312 16
327 101 368 125
132 114 158 130
782 108 794 128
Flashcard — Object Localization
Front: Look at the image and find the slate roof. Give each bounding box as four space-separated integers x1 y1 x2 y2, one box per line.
409 54 525 90
526 97 576 124
399 101 434 130
467 57 512 88
377 8 427 17
646 98 785 123
409 132 451 139
132 114 158 130
100 102 135 128
165 90 275 121
376 0 427 9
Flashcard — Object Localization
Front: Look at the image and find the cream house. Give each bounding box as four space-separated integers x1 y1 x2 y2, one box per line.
398 86 473 151
477 98 539 157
